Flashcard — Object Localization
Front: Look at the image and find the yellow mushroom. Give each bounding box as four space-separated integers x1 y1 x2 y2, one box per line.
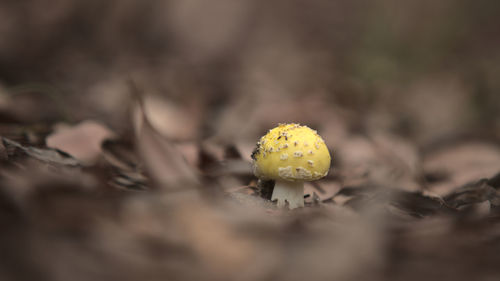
251 123 331 209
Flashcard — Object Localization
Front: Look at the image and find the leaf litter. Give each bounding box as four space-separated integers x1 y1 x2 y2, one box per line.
2 94 499 280
1 1 500 281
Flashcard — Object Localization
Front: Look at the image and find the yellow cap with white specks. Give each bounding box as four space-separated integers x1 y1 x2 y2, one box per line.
252 123 331 182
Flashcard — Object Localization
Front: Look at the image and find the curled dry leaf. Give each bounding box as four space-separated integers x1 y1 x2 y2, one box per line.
133 101 199 190
2 137 80 167
174 142 200 170
423 142 500 195
142 94 202 140
337 134 421 191
304 181 342 202
101 139 140 171
444 179 497 209
46 120 115 164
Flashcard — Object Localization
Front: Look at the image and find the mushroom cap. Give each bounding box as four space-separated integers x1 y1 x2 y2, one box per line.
252 123 331 182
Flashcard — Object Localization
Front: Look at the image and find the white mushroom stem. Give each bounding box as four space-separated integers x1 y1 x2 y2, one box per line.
271 180 305 209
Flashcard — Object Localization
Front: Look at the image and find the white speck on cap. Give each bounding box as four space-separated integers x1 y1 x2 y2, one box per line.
293 151 303 158
278 166 293 178
295 167 312 179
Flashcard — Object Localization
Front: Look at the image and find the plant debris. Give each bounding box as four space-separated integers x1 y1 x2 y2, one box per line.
1 1 500 281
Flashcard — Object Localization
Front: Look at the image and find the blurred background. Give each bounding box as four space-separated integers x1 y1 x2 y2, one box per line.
1 0 499 142
1 1 500 281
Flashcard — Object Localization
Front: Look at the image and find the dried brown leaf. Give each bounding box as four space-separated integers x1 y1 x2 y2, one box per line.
2 137 80 167
46 120 115 164
424 142 500 195
134 102 199 190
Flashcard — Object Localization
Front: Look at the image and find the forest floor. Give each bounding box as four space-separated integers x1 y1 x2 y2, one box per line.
1 1 500 280
0 86 500 281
